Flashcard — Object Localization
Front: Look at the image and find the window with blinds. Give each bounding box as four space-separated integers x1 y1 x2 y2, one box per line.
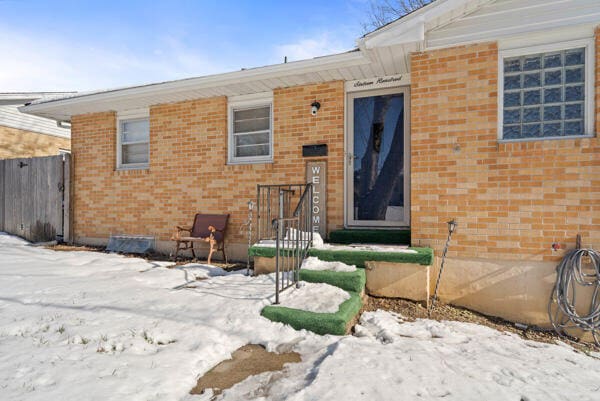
118 118 149 168
229 104 272 163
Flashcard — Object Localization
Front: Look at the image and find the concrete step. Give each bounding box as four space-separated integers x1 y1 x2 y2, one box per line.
261 290 363 336
249 243 433 269
254 243 434 335
299 268 366 293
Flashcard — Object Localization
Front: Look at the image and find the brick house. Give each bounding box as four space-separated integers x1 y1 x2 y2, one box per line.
22 0 599 323
1 93 72 159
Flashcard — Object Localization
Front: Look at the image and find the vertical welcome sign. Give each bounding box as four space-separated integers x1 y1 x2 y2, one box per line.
306 161 327 238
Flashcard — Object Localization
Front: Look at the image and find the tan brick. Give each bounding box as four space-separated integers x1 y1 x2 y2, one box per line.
0 125 70 158
410 40 600 261
70 82 345 256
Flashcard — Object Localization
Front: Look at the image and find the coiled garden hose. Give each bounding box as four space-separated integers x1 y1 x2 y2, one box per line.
549 248 600 345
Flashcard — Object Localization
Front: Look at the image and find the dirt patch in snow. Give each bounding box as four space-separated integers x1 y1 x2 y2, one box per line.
47 243 105 252
362 295 600 354
45 243 246 271
190 344 301 396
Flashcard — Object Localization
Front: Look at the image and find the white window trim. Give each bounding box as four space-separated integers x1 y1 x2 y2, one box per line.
116 108 150 170
228 93 274 165
497 38 595 142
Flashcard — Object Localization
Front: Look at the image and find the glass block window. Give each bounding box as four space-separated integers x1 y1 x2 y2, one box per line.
229 104 272 163
502 47 586 140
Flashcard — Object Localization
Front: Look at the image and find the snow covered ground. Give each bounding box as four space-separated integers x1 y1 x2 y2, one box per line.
1 233 599 401
254 239 416 254
276 282 350 313
0 233 304 401
301 256 357 272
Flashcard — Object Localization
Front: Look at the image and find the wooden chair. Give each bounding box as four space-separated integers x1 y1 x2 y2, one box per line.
171 213 229 264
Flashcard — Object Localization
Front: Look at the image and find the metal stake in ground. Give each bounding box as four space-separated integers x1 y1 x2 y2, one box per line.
239 201 255 276
428 219 457 317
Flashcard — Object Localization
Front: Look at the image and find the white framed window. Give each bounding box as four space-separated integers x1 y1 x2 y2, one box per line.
498 39 595 141
228 94 273 164
117 109 150 169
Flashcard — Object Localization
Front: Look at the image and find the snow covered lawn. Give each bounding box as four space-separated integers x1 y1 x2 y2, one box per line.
0 233 303 401
1 233 599 401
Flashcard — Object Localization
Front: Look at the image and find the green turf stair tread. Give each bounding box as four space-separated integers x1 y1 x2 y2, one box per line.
308 247 433 267
261 291 362 336
249 245 433 267
299 268 366 293
329 229 410 245
249 246 291 258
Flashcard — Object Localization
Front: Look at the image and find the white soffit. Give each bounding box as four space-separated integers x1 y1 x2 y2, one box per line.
20 51 372 121
426 0 600 49
0 105 70 138
365 42 420 77
0 93 74 137
361 0 493 49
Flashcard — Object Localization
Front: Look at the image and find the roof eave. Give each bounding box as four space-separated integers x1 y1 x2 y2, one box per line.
361 0 478 49
20 51 367 120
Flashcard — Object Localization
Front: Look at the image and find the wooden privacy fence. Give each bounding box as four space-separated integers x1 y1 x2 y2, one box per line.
0 154 71 242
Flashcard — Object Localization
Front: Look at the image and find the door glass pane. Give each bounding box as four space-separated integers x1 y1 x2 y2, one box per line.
353 93 405 222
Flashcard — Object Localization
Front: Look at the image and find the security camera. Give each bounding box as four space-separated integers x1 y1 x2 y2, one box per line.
311 101 321 116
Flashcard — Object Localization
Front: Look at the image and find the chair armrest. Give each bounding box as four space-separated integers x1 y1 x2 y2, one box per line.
172 225 192 241
207 225 227 235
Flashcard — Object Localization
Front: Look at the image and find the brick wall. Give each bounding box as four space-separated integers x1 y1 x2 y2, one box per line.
71 38 599 262
410 41 600 261
0 125 70 159
70 81 345 257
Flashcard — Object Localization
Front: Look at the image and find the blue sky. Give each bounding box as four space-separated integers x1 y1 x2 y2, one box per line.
0 0 371 92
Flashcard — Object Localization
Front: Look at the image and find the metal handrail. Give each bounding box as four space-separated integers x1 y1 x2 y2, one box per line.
293 184 311 218
256 183 312 242
264 183 313 304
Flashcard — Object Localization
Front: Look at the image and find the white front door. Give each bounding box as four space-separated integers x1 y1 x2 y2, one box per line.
346 86 410 227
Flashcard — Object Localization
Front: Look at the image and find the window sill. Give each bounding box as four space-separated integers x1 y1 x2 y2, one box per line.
498 134 594 144
227 159 274 166
116 165 149 172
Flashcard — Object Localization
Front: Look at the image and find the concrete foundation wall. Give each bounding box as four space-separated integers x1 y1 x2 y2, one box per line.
360 256 596 329
253 256 278 275
431 257 572 328
365 261 430 303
